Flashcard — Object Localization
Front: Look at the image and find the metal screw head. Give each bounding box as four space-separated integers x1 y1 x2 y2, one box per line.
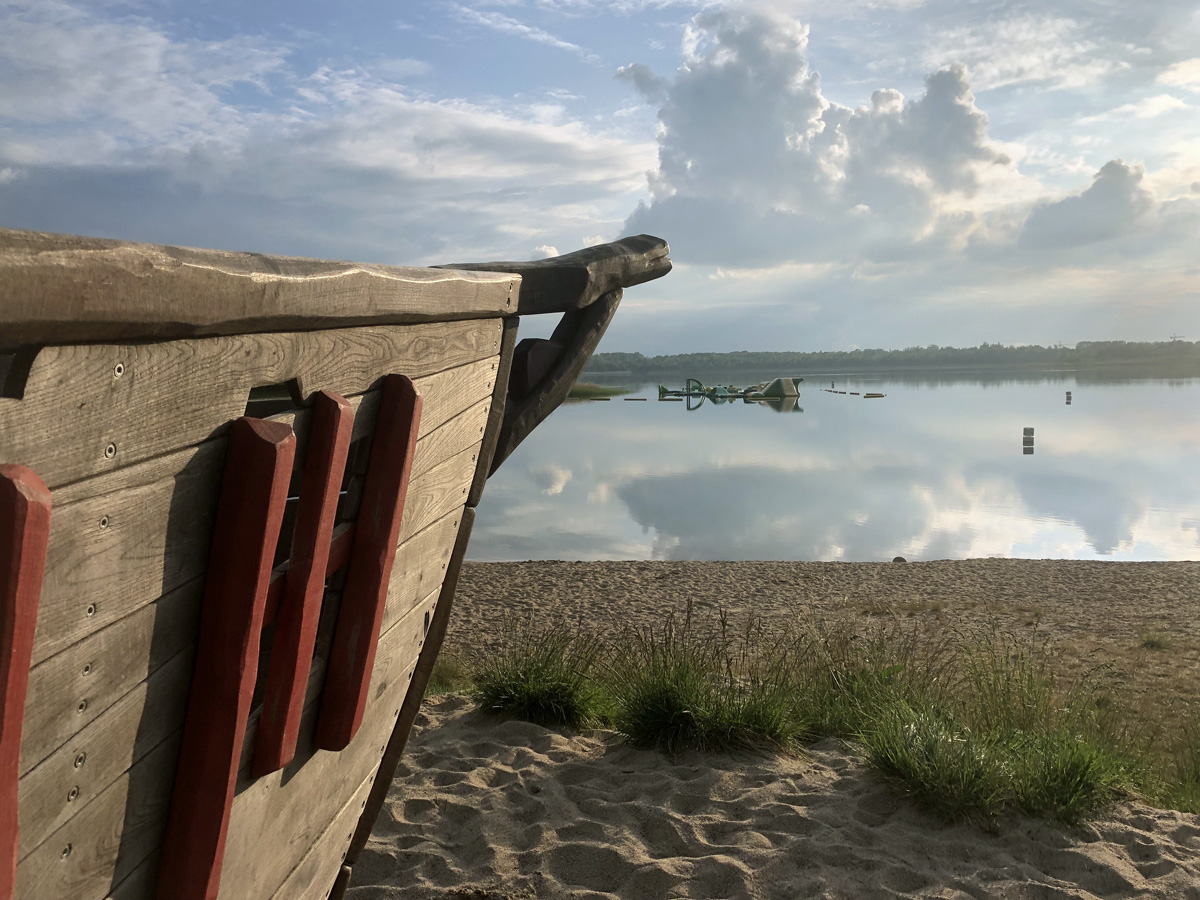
98 515 109 529
82 663 92 676
74 752 86 768
103 442 116 460
113 363 124 378
85 603 96 617
61 844 72 860
67 787 79 803
76 700 87 714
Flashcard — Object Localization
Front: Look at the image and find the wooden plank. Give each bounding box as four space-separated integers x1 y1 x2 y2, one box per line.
17 651 193 859
255 393 354 777
28 450 221 667
0 318 501 489
410 396 490 483
440 234 670 316
157 418 295 900
0 226 517 347
469 316 519 507
15 504 460 867
215 589 437 900
0 467 51 900
268 779 372 900
317 376 422 752
381 509 462 637
491 290 621 473
399 442 482 546
344 507 475 872
327 865 351 900
20 577 199 774
15 733 180 900
26 354 496 667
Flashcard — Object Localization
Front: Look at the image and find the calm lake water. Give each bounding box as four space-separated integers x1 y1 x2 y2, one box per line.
469 369 1200 562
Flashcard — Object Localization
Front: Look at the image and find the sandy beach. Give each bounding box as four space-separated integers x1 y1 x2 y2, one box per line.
350 560 1200 899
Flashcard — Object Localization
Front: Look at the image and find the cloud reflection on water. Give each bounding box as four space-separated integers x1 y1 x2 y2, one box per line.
470 373 1200 561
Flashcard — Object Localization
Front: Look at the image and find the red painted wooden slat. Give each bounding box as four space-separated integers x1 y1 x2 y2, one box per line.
262 522 355 626
253 392 354 776
0 466 51 900
156 418 295 900
315 375 422 751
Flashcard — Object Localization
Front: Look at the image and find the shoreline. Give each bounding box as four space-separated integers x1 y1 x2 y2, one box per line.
448 559 1200 729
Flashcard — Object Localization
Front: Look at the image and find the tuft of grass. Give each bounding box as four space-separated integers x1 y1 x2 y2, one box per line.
602 603 805 757
1139 632 1173 651
862 701 1007 824
469 620 608 729
566 381 632 401
456 603 1199 826
425 651 472 696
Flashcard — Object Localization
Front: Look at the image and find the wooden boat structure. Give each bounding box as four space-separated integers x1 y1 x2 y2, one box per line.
0 228 671 900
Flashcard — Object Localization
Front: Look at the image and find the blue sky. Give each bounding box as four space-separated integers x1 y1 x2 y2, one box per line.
1 0 1197 353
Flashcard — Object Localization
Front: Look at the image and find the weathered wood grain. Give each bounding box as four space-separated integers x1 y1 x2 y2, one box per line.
0 227 517 348
15 733 180 900
317 376 421 752
255 393 354 777
491 290 621 473
267 778 372 900
410 396 490 483
440 234 670 316
0 467 51 900
343 507 475 875
15 503 461 873
20 578 199 774
27 355 495 667
157 418 295 900
17 651 193 859
399 442 481 546
215 589 437 900
468 316 519 508
0 318 501 489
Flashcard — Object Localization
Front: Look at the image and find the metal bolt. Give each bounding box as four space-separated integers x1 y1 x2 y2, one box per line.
74 752 86 768
98 516 109 529
113 363 124 378
103 442 116 460
85 604 96 617
61 844 72 860
82 663 92 676
67 787 79 803
77 700 87 714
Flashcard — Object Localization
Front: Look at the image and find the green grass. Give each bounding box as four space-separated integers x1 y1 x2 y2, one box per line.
566 381 633 401
425 651 472 696
1139 631 1173 650
449 604 1200 826
468 620 609 729
601 604 805 756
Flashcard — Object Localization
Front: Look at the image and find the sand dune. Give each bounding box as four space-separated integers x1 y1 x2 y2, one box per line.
351 694 1200 899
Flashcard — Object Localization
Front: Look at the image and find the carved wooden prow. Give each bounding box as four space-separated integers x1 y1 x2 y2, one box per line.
441 235 671 472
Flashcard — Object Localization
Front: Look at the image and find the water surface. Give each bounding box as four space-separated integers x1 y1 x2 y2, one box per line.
470 369 1200 561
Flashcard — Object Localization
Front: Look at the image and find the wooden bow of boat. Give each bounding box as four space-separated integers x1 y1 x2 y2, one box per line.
0 228 670 900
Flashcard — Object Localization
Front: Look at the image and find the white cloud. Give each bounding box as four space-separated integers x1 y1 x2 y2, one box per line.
922 13 1128 91
1157 58 1200 89
1079 94 1190 123
1018 159 1154 251
451 4 599 61
622 8 1011 267
0 2 656 263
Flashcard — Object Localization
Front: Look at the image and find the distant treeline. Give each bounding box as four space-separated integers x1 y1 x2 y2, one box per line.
585 340 1200 375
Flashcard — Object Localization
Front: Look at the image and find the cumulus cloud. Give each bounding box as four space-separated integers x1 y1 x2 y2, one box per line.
1019 160 1154 251
621 7 1010 267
